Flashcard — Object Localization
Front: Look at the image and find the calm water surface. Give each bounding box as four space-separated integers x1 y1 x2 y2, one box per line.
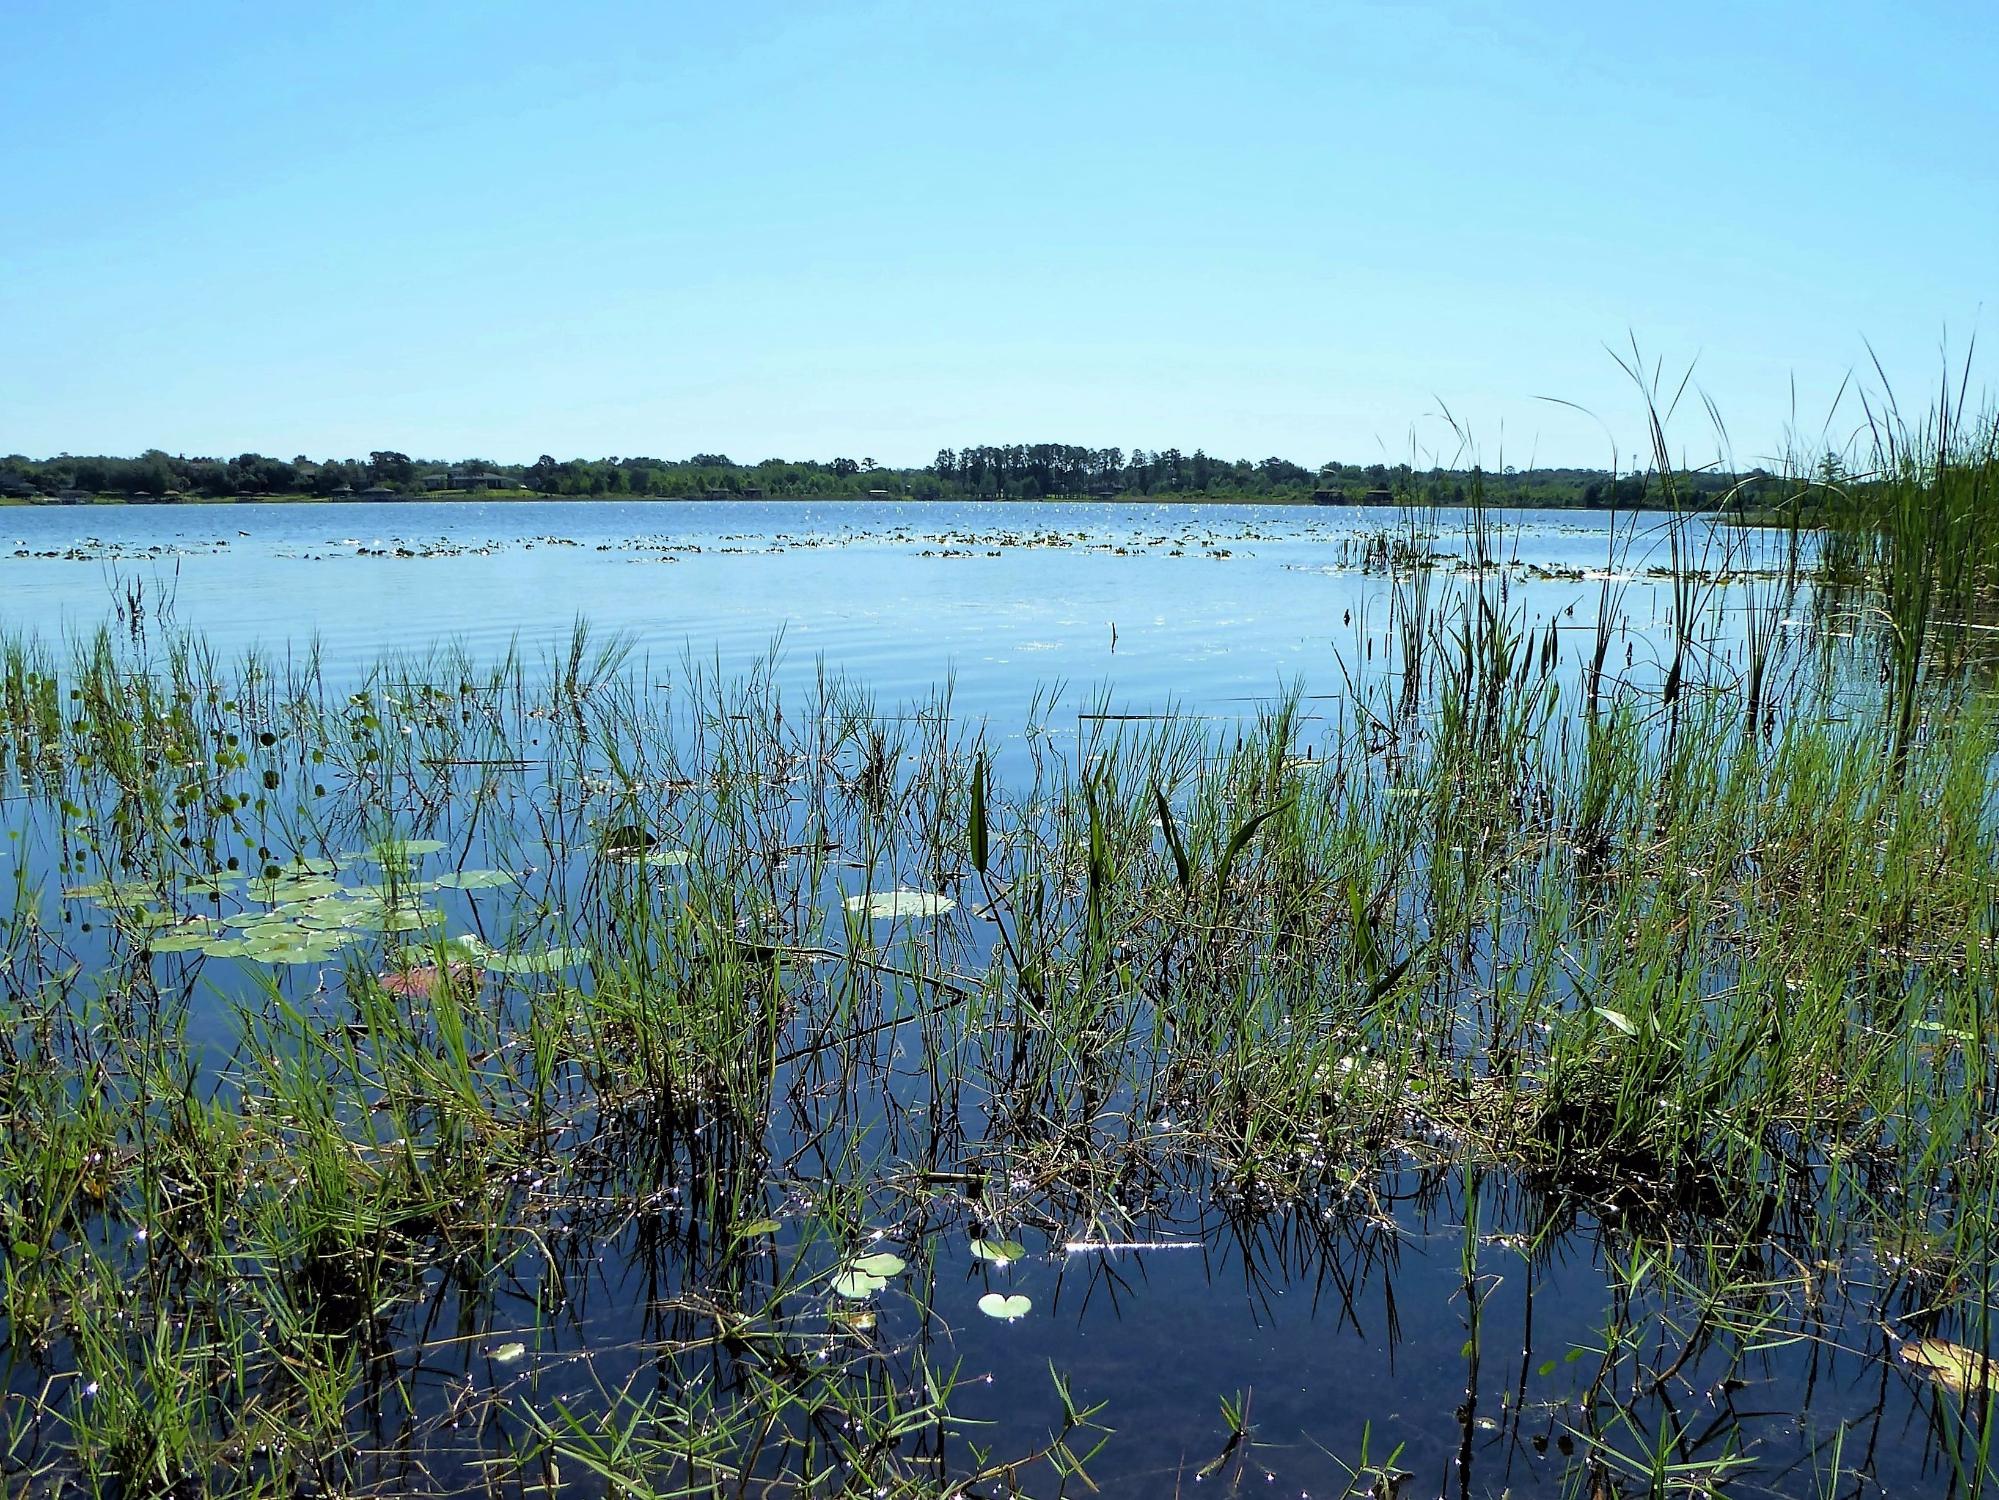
1 500 1790 721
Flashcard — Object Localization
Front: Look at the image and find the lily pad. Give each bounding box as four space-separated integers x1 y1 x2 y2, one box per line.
849 1251 905 1278
833 1269 887 1300
247 875 342 903
1902 1337 1995 1393
62 879 155 907
832 1249 907 1300
844 889 956 920
148 922 221 955
377 905 444 934
969 1238 1026 1266
433 868 513 890
482 946 584 975
489 1341 527 1364
977 1292 1032 1322
357 838 447 862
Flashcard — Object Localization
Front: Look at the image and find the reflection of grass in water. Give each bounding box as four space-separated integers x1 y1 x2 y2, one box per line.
2 550 1999 1495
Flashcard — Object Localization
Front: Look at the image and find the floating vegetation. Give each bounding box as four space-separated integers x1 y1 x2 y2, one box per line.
844 887 955 919
832 1251 908 1300
977 1292 1033 1321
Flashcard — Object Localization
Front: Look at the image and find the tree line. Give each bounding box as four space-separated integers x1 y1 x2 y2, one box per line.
0 445 1765 508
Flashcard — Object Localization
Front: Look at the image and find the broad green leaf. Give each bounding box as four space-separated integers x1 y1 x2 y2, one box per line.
848 1251 905 1278
832 1270 886 1300
845 889 954 920
433 868 513 890
1902 1338 1995 1393
977 1292 1032 1321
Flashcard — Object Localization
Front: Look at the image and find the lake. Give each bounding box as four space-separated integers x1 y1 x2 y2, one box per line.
6 500 1963 1500
0 499 1800 720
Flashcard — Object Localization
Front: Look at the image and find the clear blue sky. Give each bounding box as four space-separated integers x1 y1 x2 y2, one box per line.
3 0 1992 471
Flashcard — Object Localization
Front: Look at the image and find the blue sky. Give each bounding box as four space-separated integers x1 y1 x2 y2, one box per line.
3 0 1992 469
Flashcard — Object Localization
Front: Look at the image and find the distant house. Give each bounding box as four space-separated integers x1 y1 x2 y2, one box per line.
1363 488 1394 505
0 472 37 499
419 473 450 491
1311 488 1345 505
449 471 513 490
329 484 353 498
57 488 92 505
739 485 764 499
357 485 400 501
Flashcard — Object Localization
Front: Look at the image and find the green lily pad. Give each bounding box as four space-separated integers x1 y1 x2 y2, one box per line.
1902 1337 1995 1393
832 1269 887 1299
247 875 342 903
377 905 444 934
148 922 221 954
969 1238 1025 1266
433 868 513 890
831 1249 906 1300
62 879 155 907
296 900 380 931
482 946 583 975
489 1341 527 1365
977 1293 1032 1321
844 889 955 920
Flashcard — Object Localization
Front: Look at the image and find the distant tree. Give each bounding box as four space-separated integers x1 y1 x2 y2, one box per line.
368 451 414 485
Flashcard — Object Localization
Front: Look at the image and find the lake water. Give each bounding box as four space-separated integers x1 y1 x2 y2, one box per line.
0 500 1801 725
7 500 1934 1500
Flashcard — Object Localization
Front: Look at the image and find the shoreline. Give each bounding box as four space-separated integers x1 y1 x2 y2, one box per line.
2 491 1709 514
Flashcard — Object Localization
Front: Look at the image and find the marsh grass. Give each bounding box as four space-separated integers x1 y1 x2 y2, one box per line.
1 468 1999 1496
